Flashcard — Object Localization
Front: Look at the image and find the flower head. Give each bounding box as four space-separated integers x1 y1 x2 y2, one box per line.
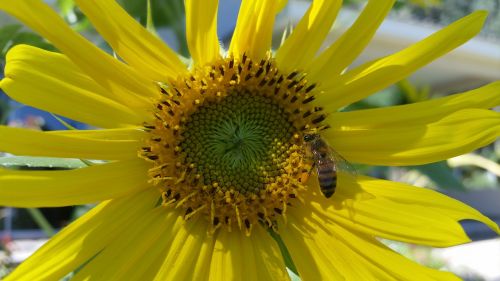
1 0 499 280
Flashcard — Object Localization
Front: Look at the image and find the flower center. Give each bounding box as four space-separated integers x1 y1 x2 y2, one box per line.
141 55 327 235
180 92 295 194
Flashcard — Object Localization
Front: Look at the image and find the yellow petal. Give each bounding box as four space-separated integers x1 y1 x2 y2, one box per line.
229 0 287 59
209 226 289 281
1 45 149 128
328 82 500 128
0 159 151 207
282 197 461 281
4 188 160 281
0 0 158 107
49 127 147 141
0 126 142 160
279 208 352 281
354 176 500 236
75 0 187 82
251 226 291 281
326 108 500 165
185 0 221 65
302 175 499 248
275 0 342 72
306 0 395 82
153 216 214 281
316 11 488 110
71 207 175 281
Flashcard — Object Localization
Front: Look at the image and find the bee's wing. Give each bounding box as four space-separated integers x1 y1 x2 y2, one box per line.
328 146 357 177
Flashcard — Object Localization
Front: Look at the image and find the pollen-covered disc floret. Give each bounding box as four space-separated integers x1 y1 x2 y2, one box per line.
141 54 327 235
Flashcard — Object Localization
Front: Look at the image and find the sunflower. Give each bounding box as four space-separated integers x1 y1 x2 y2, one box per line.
1 0 499 280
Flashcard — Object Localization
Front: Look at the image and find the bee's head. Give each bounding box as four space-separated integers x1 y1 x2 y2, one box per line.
303 134 316 142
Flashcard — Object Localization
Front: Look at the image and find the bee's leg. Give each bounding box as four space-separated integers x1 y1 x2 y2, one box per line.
308 161 316 176
299 157 315 183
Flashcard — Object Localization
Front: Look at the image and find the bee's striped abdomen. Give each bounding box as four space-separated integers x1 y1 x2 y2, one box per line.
317 164 337 198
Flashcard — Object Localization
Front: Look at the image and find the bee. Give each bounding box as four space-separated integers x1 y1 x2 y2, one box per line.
303 133 355 198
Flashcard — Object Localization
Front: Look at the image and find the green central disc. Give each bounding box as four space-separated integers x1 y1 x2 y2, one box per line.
179 91 295 194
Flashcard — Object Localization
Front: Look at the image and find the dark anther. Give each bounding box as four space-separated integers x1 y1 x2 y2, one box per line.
255 67 264 78
225 216 230 224
174 88 182 96
305 83 316 93
152 137 161 142
172 99 181 106
274 87 280 95
312 115 326 124
173 193 181 201
185 81 192 89
274 208 283 215
156 104 163 110
213 216 220 226
242 53 248 64
153 113 162 120
302 96 315 104
267 78 276 86
190 76 196 81
265 62 272 73
314 106 323 112
229 58 234 69
238 64 243 74
302 110 312 118
165 189 172 197
147 155 159 160
289 193 296 198
168 110 175 116
295 84 304 92
143 124 156 130
290 96 298 103
244 219 251 229
230 73 238 82
245 74 252 81
185 207 193 217
287 71 299 80
159 87 168 95
287 80 299 89
141 147 152 152
257 212 265 219
219 65 225 76
277 75 284 84
259 78 268 87
259 59 266 67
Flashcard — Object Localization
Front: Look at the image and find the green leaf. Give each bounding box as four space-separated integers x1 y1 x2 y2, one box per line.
0 24 23 54
56 0 76 19
2 31 55 57
26 208 56 237
410 161 466 190
118 0 189 56
268 229 298 275
287 269 302 281
146 0 158 35
0 156 88 169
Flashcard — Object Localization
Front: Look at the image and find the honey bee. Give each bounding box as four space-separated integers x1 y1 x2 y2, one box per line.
303 133 355 198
